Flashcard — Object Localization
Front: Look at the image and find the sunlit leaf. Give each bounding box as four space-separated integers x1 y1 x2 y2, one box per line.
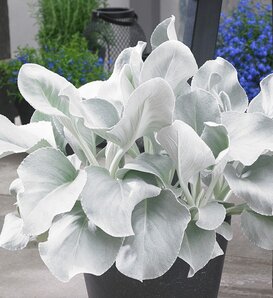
191 57 248 112
222 111 273 165
248 74 273 117
18 63 70 117
116 190 190 280
150 15 177 49
107 78 175 151
0 115 56 159
140 40 198 94
157 120 215 186
224 156 273 215
0 213 29 250
241 210 273 250
175 89 221 135
81 166 161 237
17 148 87 235
196 202 226 230
179 222 216 277
39 203 122 282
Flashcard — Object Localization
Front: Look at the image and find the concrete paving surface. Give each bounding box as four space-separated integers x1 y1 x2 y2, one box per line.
0 154 273 298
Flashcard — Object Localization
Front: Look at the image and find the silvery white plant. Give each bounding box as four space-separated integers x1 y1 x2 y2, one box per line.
1 16 273 282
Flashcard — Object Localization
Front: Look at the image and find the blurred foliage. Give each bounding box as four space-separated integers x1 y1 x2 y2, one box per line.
0 35 108 103
35 0 107 46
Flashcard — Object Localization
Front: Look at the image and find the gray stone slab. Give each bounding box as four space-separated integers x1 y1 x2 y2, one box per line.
0 247 87 298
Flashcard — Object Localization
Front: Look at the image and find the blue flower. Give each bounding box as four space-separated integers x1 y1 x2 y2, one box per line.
216 0 273 100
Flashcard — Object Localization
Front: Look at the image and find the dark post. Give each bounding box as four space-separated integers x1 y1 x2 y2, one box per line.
0 0 11 59
191 0 223 66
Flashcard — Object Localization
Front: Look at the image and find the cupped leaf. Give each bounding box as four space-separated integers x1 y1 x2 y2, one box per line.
191 57 248 112
112 41 146 86
150 15 177 49
107 78 175 151
224 155 273 216
17 148 87 236
222 111 273 165
39 203 122 282
140 40 198 94
196 202 226 230
0 115 56 159
18 63 71 117
216 221 233 241
116 190 190 281
116 153 173 187
0 213 29 251
157 120 215 186
79 42 146 109
175 89 221 135
81 166 161 237
201 122 229 160
241 210 273 250
248 74 273 117
179 222 216 277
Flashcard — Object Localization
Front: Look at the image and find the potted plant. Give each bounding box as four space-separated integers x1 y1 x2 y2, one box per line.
1 16 273 297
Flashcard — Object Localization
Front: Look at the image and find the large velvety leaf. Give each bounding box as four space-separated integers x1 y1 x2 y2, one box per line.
39 203 122 282
157 120 215 187
224 156 273 216
140 40 198 94
0 115 56 159
241 210 273 250
18 64 71 117
116 153 173 187
81 166 161 237
248 74 273 117
196 202 226 230
107 78 175 151
191 57 248 112
175 89 221 135
116 190 190 281
150 16 177 50
179 222 216 277
0 213 29 250
222 111 273 165
17 148 87 235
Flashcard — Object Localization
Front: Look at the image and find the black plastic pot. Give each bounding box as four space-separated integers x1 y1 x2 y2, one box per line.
84 233 228 298
15 99 34 124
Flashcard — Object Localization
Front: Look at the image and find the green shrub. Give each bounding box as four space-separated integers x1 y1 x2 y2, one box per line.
0 35 108 103
35 0 106 46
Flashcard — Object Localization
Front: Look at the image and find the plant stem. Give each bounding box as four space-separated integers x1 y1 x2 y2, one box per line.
226 203 247 215
178 172 194 206
109 148 125 177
